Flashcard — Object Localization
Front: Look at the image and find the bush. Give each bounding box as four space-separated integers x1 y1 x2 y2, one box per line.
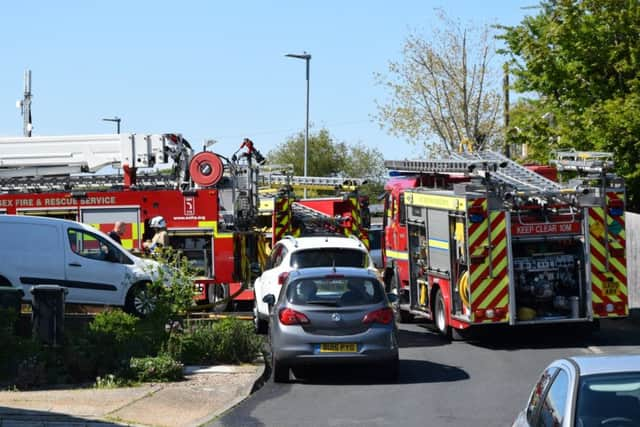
168 317 263 365
129 355 183 382
88 310 144 375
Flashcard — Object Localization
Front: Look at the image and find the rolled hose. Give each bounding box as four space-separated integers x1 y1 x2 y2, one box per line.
459 270 470 309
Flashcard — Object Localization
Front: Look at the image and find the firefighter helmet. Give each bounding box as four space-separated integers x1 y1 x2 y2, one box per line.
149 216 166 229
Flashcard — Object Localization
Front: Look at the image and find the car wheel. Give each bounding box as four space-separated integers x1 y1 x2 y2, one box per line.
272 354 289 383
253 299 268 334
384 357 399 383
125 283 156 317
434 288 452 339
208 283 229 313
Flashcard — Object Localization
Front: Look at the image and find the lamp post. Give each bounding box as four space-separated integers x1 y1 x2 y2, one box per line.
285 52 311 198
102 116 121 134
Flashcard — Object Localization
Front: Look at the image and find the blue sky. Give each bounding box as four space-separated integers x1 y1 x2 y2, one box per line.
0 1 536 161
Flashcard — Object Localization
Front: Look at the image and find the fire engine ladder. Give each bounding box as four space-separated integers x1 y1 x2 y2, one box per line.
0 133 191 191
258 175 366 191
0 173 183 193
451 150 563 195
291 201 347 235
384 158 496 175
550 151 614 173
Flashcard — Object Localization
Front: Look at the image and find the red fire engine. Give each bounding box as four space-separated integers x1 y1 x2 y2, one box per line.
381 149 627 338
0 133 370 311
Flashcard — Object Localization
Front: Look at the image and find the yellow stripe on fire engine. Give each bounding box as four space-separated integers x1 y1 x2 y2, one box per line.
198 220 233 238
405 192 467 211
428 238 449 251
385 249 409 260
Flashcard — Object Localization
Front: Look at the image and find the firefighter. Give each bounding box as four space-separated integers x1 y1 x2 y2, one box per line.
144 216 169 252
108 221 125 244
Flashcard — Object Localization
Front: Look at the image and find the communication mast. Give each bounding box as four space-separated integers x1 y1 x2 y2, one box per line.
17 69 33 137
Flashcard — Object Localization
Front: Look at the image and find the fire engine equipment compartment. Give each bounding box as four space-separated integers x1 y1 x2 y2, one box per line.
511 237 586 321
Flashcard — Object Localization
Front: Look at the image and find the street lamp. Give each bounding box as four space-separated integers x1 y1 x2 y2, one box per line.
285 52 311 198
102 116 121 134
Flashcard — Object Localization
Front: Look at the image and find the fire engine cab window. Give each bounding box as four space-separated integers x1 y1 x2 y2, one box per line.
526 368 557 424
68 229 119 263
290 249 367 269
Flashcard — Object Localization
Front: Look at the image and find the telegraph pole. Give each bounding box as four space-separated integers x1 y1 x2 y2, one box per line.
503 62 510 158
19 70 33 137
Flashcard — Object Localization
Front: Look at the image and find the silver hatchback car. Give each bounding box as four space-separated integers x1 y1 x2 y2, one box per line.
263 267 399 383
513 354 640 427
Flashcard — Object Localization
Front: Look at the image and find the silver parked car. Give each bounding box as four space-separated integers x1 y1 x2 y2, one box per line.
513 354 640 427
263 267 399 383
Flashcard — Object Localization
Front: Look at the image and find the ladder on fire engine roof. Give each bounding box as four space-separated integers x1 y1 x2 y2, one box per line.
258 174 366 191
451 150 563 194
291 201 347 235
0 173 183 193
550 151 614 173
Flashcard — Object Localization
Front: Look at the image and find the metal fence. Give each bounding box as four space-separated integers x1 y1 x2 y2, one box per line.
627 212 640 308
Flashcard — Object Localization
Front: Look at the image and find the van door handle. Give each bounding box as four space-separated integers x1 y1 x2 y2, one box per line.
68 262 82 267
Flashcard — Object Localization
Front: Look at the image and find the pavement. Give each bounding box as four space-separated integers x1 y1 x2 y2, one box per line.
0 362 266 427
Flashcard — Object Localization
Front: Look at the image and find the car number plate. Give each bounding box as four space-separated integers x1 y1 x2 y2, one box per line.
320 343 357 353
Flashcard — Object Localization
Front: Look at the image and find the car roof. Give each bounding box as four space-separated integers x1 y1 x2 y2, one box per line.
566 354 640 376
276 235 367 251
288 266 378 281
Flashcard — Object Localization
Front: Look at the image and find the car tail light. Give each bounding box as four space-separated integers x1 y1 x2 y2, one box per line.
362 307 394 325
277 272 290 285
279 308 310 325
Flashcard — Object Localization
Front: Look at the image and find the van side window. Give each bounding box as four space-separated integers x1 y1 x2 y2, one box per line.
68 229 131 264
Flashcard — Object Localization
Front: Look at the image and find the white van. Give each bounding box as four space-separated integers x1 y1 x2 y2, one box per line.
0 215 158 315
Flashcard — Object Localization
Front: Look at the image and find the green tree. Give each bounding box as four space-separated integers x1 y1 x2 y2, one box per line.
375 10 503 153
267 128 346 177
267 128 385 197
499 0 640 210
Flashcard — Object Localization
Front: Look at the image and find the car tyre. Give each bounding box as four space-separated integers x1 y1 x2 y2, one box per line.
384 357 400 383
272 355 289 383
125 283 156 317
254 299 268 334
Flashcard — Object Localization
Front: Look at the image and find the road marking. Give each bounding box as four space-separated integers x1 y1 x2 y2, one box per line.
587 346 604 354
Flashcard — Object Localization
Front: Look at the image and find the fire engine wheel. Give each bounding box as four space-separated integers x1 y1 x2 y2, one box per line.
434 288 452 339
125 283 156 317
390 269 413 323
208 283 229 313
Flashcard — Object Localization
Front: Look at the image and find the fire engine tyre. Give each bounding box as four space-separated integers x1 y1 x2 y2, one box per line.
125 282 156 317
208 283 229 313
253 298 268 334
272 354 289 383
434 288 452 339
389 269 413 323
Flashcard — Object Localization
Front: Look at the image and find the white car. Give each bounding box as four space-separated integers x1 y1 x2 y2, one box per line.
253 235 376 333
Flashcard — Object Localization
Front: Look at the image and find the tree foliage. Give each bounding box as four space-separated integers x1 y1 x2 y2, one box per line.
375 10 503 153
499 0 640 210
266 128 386 197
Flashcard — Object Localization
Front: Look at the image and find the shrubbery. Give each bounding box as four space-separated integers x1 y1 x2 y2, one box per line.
168 317 263 365
129 355 184 382
2 249 263 389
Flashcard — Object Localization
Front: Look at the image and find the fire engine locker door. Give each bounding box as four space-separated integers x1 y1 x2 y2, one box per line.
81 208 141 250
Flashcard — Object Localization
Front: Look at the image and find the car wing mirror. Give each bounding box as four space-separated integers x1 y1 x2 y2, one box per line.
387 293 398 304
263 294 276 306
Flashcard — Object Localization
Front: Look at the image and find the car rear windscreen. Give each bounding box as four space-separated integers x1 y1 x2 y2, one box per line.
286 276 384 306
290 248 367 269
